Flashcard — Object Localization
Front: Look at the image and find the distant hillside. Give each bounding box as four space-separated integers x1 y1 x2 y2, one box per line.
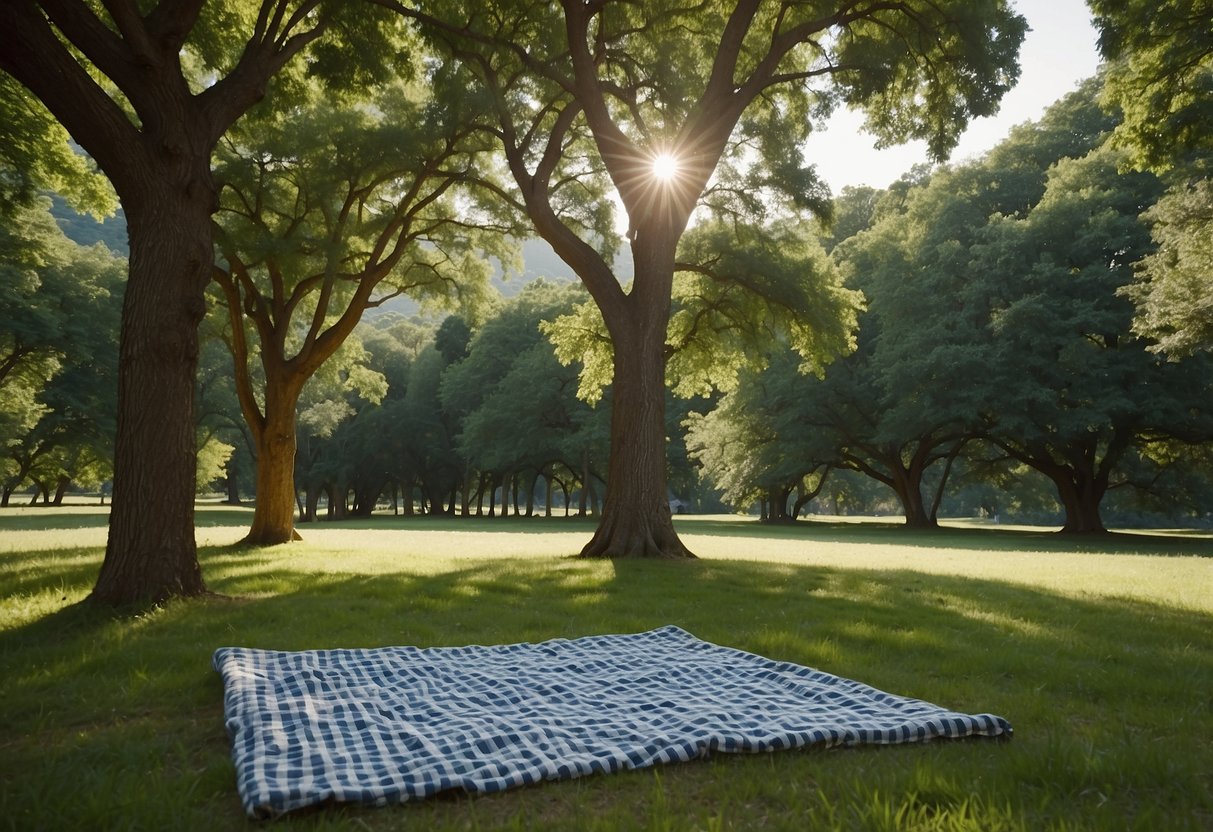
512 237 634 285
44 198 633 312
49 194 128 256
369 237 633 319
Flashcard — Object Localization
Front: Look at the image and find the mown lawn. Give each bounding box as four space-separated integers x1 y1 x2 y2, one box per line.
1 506 1210 830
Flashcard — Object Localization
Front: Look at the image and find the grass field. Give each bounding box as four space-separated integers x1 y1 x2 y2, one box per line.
1 505 1210 830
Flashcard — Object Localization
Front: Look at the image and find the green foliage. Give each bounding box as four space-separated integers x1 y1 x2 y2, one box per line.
0 204 66 431
47 194 128 255
539 299 615 406
980 144 1167 433
443 281 607 480
819 185 881 252
1087 3 1213 363
685 349 823 513
837 0 1028 160
196 433 234 494
212 69 505 365
1090 0 1213 171
1 198 123 497
668 220 861 397
693 80 1213 529
544 220 862 403
433 315 473 366
1120 175 1213 358
297 337 387 440
0 76 115 220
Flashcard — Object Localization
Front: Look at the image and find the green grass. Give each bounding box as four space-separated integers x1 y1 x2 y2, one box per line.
1 506 1211 830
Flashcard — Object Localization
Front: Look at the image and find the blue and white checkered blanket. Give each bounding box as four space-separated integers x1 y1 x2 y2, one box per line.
214 625 1011 817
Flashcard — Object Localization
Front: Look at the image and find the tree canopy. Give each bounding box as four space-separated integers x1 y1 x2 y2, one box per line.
688 80 1213 531
1090 0 1213 171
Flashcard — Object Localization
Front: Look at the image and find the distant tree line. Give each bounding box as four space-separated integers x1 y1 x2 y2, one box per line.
689 81 1213 532
199 278 714 523
4 76 1211 536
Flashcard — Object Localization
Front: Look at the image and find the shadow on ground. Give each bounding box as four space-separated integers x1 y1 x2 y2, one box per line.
2 543 1211 830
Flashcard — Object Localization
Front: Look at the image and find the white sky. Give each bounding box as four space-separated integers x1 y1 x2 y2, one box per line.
804 0 1103 192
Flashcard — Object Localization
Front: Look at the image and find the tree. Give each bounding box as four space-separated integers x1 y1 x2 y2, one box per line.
818 85 1124 528
978 145 1213 532
0 1 353 604
1118 178 1213 358
386 343 465 515
685 349 830 521
290 334 389 519
692 83 1213 532
211 72 501 545
1089 0 1213 172
0 202 66 445
392 0 1026 558
444 280 607 516
844 84 1212 533
13 243 123 505
1090 1 1213 358
1 199 122 504
0 75 113 222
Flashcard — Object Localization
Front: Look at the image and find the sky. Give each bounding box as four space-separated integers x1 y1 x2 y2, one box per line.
804 0 1104 193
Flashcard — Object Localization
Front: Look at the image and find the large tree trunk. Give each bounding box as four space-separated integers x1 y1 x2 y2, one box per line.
881 446 938 529
244 386 303 544
1006 439 1115 535
893 469 937 529
52 474 69 506
90 195 211 605
303 484 321 522
1055 472 1108 534
762 486 795 523
581 252 693 558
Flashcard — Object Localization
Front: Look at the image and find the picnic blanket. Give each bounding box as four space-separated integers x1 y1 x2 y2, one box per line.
213 625 1011 817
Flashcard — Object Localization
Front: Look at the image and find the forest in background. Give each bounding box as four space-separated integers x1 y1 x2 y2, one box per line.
8 78 1211 533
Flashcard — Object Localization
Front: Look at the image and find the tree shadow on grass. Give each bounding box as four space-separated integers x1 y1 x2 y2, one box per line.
2 550 1211 829
676 515 1213 556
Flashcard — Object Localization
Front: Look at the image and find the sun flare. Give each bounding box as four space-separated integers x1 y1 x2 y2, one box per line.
651 152 680 182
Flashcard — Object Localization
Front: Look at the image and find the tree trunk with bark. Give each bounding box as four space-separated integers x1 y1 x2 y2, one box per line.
845 444 939 530
330 486 348 520
302 485 321 522
762 486 796 523
246 412 302 543
790 467 830 519
996 436 1121 535
91 193 212 604
1052 469 1109 534
500 471 512 518
891 451 939 529
893 472 937 529
52 475 69 505
0 0 330 607
224 460 241 505
581 240 693 559
242 379 305 544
